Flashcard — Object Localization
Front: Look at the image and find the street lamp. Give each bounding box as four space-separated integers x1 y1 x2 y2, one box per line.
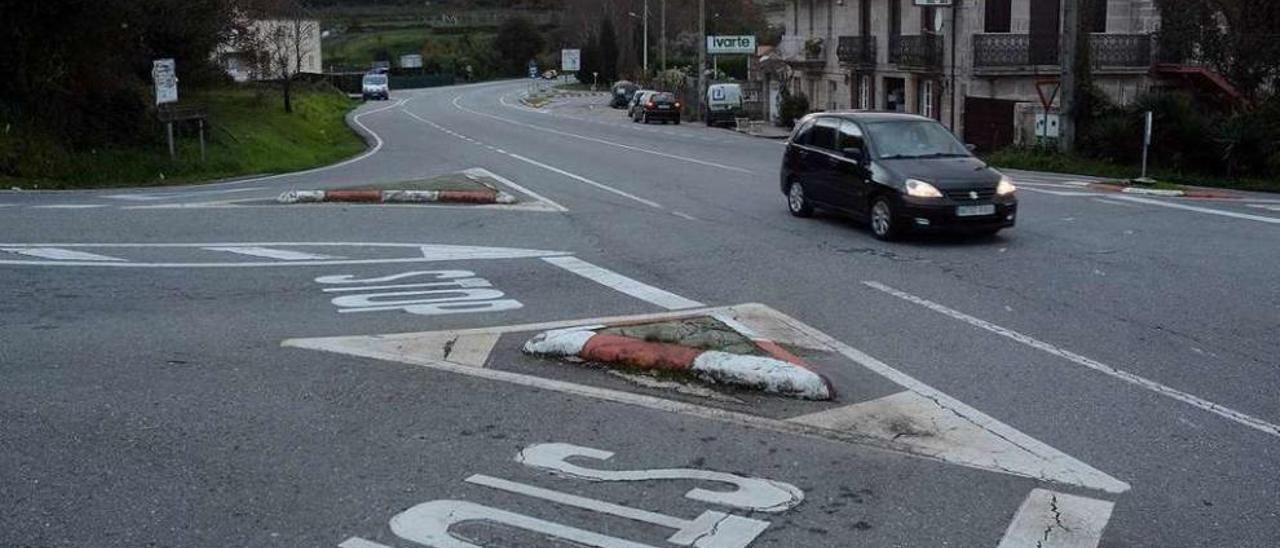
627 1 649 74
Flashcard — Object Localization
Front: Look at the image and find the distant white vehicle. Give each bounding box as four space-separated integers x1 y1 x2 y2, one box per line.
705 83 745 127
362 73 389 101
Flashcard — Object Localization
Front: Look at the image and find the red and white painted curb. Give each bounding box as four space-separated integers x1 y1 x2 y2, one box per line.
277 189 517 204
522 327 833 400
1086 182 1238 199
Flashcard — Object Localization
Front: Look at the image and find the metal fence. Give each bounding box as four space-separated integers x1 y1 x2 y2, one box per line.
973 34 1152 68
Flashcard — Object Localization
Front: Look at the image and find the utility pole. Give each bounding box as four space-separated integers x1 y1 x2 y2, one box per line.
1059 0 1079 153
697 0 706 120
643 0 649 73
660 0 667 71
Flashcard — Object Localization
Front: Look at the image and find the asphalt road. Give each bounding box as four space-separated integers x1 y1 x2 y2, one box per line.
2 80 1278 548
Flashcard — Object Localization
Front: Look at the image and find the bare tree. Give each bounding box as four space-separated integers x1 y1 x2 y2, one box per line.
244 0 318 113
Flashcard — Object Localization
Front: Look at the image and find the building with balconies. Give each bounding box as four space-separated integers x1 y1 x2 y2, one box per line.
768 1 1168 151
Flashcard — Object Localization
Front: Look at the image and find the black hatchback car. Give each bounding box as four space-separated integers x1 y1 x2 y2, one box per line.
780 112 1017 240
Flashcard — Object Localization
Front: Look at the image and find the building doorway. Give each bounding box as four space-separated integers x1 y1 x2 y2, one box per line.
884 77 906 112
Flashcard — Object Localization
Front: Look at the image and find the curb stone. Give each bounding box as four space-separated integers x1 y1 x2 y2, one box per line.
277 189 517 205
523 328 833 401
1086 182 1239 200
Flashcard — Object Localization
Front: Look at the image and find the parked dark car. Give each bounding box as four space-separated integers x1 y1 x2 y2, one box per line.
633 92 681 124
610 81 639 109
780 112 1017 240
627 90 655 119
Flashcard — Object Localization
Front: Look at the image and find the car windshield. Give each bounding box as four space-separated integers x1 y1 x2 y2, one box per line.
363 75 387 85
866 120 970 159
653 93 675 103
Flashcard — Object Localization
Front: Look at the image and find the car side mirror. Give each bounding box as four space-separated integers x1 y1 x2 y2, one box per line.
965 143 977 152
842 147 865 162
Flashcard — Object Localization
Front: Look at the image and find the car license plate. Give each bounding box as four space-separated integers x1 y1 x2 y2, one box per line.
658 105 670 109
956 204 995 217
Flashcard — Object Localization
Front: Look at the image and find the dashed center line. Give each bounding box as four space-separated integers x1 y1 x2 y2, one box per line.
864 280 1280 439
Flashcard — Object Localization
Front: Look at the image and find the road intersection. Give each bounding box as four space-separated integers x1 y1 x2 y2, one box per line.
2 81 1278 547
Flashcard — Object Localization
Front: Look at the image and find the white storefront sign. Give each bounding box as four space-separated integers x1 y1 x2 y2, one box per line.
706 35 756 55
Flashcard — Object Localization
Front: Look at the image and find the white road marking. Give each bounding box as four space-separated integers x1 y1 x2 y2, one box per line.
1246 203 1280 212
202 246 345 261
1019 188 1106 197
0 247 125 261
997 489 1114 548
517 443 802 512
0 242 566 267
1110 195 1280 224
506 152 665 209
1092 198 1141 207
465 474 770 547
864 280 1280 439
450 95 754 174
390 499 657 548
104 186 266 202
463 167 569 212
672 210 700 221
543 256 703 310
31 204 109 209
400 108 664 210
338 538 392 548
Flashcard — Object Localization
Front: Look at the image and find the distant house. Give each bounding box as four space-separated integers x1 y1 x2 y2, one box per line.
761 1 1232 151
217 18 323 82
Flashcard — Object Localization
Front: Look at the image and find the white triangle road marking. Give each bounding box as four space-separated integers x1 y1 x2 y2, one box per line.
0 247 126 261
283 303 1128 494
202 246 346 261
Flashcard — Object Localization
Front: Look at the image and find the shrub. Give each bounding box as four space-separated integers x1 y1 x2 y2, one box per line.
779 89 810 128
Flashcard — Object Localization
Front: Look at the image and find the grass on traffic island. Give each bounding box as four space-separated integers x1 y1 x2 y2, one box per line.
522 317 833 401
277 170 518 204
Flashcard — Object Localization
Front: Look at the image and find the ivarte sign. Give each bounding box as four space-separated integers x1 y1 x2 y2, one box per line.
706 35 756 55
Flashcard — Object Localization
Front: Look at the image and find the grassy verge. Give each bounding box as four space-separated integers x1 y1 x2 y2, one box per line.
1 85 365 190
554 82 598 92
984 147 1280 193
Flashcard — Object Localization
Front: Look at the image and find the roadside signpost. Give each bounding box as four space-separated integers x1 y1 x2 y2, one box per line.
1138 111 1154 183
561 48 581 87
152 59 178 106
152 59 179 159
706 35 756 79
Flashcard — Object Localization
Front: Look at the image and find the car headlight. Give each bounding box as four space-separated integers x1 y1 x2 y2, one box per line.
996 175 1017 195
905 179 944 198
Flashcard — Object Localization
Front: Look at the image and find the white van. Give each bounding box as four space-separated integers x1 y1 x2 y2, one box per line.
705 83 744 126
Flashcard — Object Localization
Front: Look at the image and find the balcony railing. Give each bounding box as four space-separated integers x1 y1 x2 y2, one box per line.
974 33 1153 69
837 35 877 67
889 34 943 70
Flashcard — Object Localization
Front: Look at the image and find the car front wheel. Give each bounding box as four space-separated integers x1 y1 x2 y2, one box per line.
787 181 814 218
870 196 900 241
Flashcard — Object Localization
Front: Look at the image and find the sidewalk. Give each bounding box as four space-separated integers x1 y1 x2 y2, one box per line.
734 121 791 140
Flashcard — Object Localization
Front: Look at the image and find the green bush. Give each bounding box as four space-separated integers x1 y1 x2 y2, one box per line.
1076 89 1280 181
779 89 810 128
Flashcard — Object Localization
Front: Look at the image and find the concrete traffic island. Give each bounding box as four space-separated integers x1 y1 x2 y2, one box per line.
277 170 518 205
522 316 834 401
1086 181 1240 199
